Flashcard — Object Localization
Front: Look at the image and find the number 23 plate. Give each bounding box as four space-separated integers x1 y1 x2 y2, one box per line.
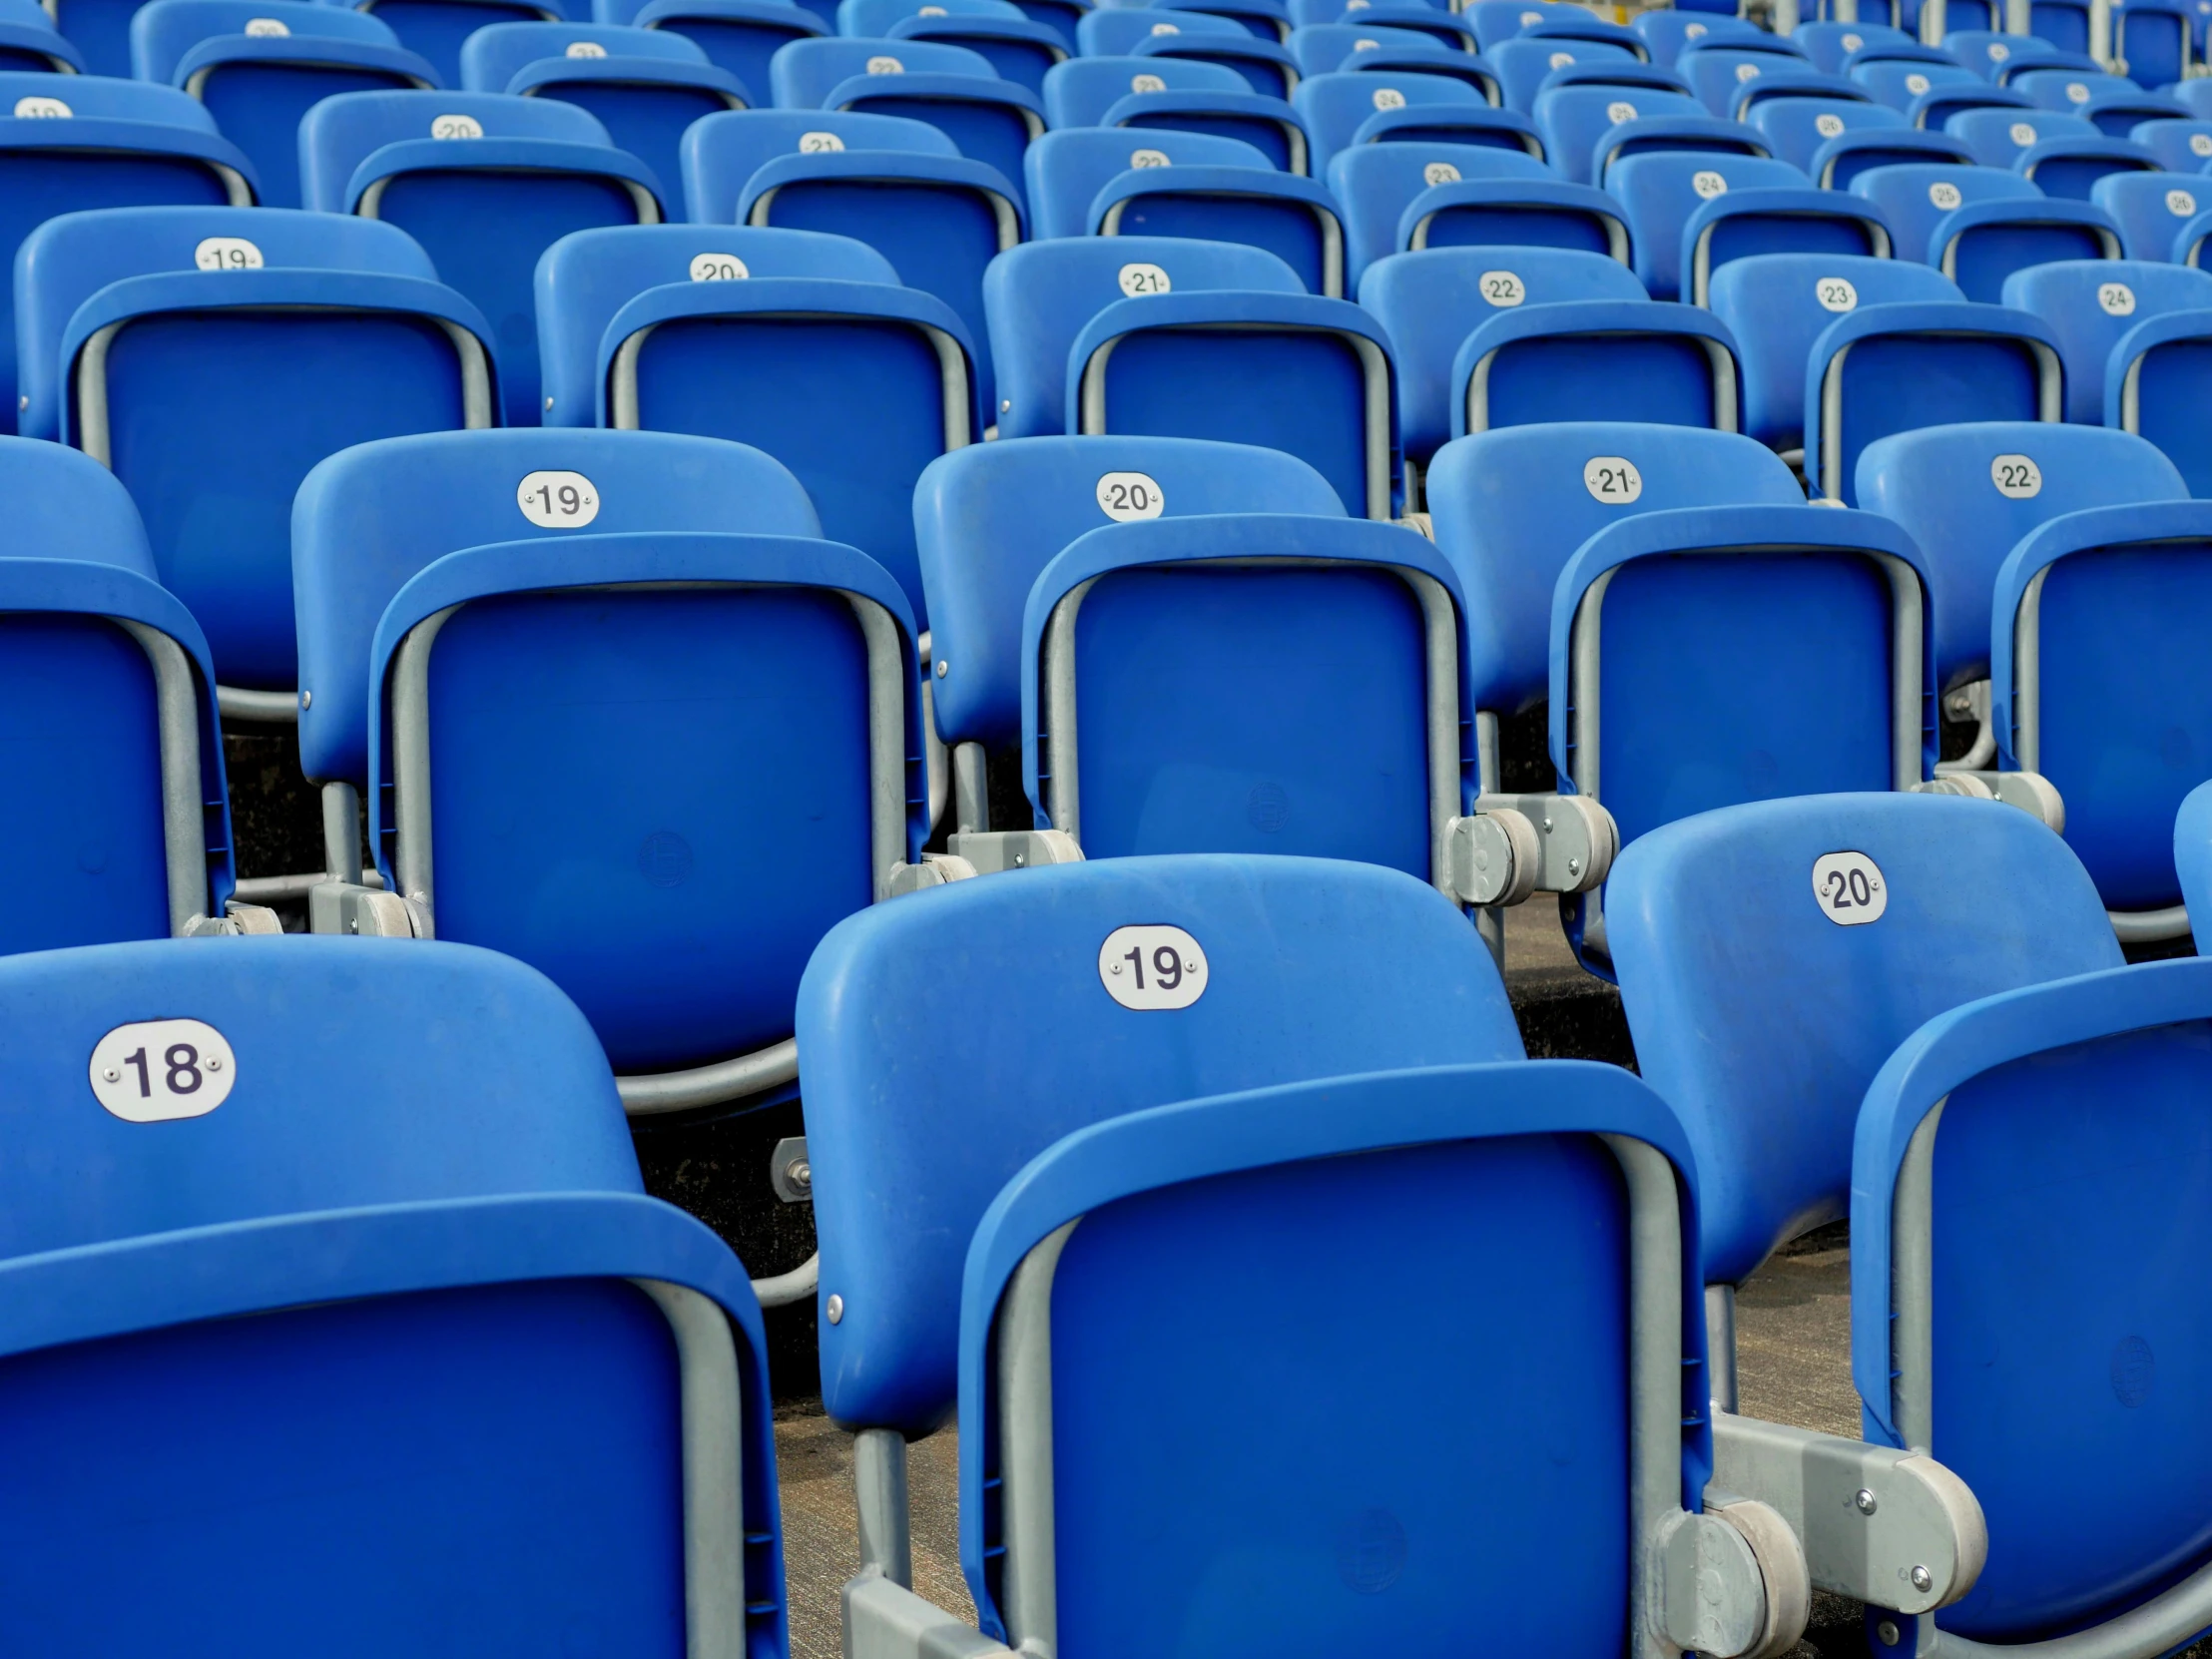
1099 924 1209 1010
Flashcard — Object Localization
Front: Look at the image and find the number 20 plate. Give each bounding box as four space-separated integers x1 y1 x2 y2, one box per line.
88 1018 237 1122
1098 925 1208 1010
1811 850 1887 926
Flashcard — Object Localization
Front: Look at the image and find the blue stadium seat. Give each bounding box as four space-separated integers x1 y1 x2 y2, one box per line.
1025 124 1272 240
1154 0 1291 45
1290 65 1483 168
983 235 1303 438
1537 57 1693 99
456 24 747 204
1486 34 1633 112
1808 123 1971 188
2012 64 2135 110
1040 52 1241 125
2105 306 2212 493
1606 150 1865 302
1709 253 1961 453
1398 171 1627 268
17 206 495 706
678 102 950 217
1846 158 2038 261
1362 246 1646 472
299 90 660 425
1854 56 1980 111
1532 82 1724 185
1909 76 2029 129
1802 295 2061 504
1795 18 1916 72
49 0 161 74
594 0 824 97
1842 36 1954 72
1942 26 2063 77
1726 66 1872 120
1329 139 1555 281
1746 92 1905 172
1466 0 1589 52
0 439 256 948
826 64 1043 196
539 224 974 618
2076 86 2186 135
1049 51 1310 167
1635 7 1767 67
0 0 84 72
1518 12 1652 58
772 30 978 100
345 0 576 92
1927 193 2120 302
1349 98 1539 151
1081 147 1345 287
1335 45 1500 102
1290 17 1444 74
1132 21 1295 96
2002 259 2212 420
1078 4 1243 57
2129 113 2212 169
2013 132 2158 198
848 0 1066 95
2091 168 2202 258
1945 102 2091 165
2113 0 2193 86
1299 2 1475 51
1679 42 1814 116
0 73 258 434
131 0 437 208
1676 173 1895 305
0 933 787 1653
1586 104 1769 189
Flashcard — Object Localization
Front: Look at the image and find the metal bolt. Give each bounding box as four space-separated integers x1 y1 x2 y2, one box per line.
1911 1565 1933 1593
825 1293 844 1324
1567 856 1581 876
1856 1488 1878 1515
1542 815 1554 831
298 689 312 710
935 660 947 678
1110 961 1122 974
545 395 555 410
102 1067 119 1082
206 1055 222 1072
786 1157 811 1192
1877 1620 1902 1648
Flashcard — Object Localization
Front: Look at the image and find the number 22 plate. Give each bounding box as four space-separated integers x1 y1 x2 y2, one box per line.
1098 924 1209 1009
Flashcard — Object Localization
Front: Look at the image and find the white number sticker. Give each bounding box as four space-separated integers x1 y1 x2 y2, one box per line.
1479 268 1525 305
1422 159 1459 185
1100 924 1207 1008
1354 36 1381 49
2065 79 2090 101
1133 71 1167 92
518 469 600 526
1986 39 2009 58
431 112 483 139
1129 146 1170 167
1584 455 1641 502
1990 452 2041 498
1117 260 1170 294
1520 7 1541 20
1096 469 1164 519
1816 111 1846 137
799 129 844 152
90 1018 237 1122
1692 169 1727 199
566 37 607 55
2193 132 2212 157
13 94 68 117
1842 30 1861 47
1816 275 1858 311
1149 19 1179 30
1905 71 1930 93
1735 60 1759 80
1686 20 1707 34
2009 120 2037 145
866 53 903 72
2098 280 2136 315
1812 850 1887 925
194 236 262 271
919 4 945 12
1372 85 1405 109
1928 180 1961 210
691 252 748 280
243 15 288 33
1346 0 1368 9
2170 188 2198 217
1606 99 1637 122
1547 49 1572 66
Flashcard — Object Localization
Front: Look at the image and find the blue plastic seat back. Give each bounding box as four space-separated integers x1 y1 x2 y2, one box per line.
1025 125 1272 241
842 0 1017 33
1605 150 1809 301
1362 246 1646 461
0 67 217 126
1636 9 1766 66
1290 66 1479 167
2003 258 2212 420
1532 81 1702 183
131 0 434 209
1846 158 2037 260
1945 102 2090 165
458 16 705 85
1942 26 2049 77
613 0 826 97
1680 44 1807 115
1795 19 1915 73
1289 20 1444 78
1042 53 1244 126
2130 114 2212 171
1856 421 2187 685
1747 92 1904 172
2013 64 2132 109
299 90 652 425
1095 75 1311 173
1426 420 1804 718
884 9 1064 98
2015 132 2158 199
1853 56 1980 110
916 435 1344 751
0 933 787 1659
18 205 491 690
799 852 1528 1435
773 32 988 102
1330 138 1546 281
2092 168 2205 259
679 104 953 220
984 235 1303 437
1609 791 2119 1292
1849 957 2212 1639
1467 0 1586 51
52 0 169 74
1932 194 2120 303
818 55 1044 199
1079 5 1244 57
1451 296 1741 441
2113 0 2191 88
355 0 576 89
1812 125 1972 189
1712 253 1959 449
1488 34 1633 112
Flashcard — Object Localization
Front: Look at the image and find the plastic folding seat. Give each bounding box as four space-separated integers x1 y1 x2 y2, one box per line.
2112 0 2193 86
772 38 1043 195
1634 7 1767 68
1711 253 1957 456
1840 34 1956 70
0 934 789 1648
1533 83 1718 186
46 0 157 74
299 90 658 425
1946 100 2090 164
1070 136 1343 287
1809 122 1970 186
1748 91 1905 172
17 206 495 710
2011 64 2133 111
1291 64 1490 167
1024 124 1267 240
1910 76 2030 129
1607 150 1864 303
2073 88 2185 139
1044 56 1306 168
1349 97 1537 153
989 0 1080 47
131 0 435 208
1941 25 2054 77
1486 34 1633 112
1465 0 1594 52
1725 65 1872 121
1536 57 1693 100
1847 156 2036 260
1331 140 1575 282
678 101 950 217
1077 3 1243 56
1795 17 1916 72
2002 259 2212 420
593 0 825 98
2092 168 2203 259
330 0 566 90
1361 245 1646 474
2130 112 2212 169
1675 172 1896 307
1517 13 1651 60
842 0 1065 94
1929 185 2117 299
1129 24 1297 100
1852 55 1983 112
0 439 274 949
1154 0 1292 46
1292 20 1448 78
0 0 84 71
1679 43 1815 116
1796 273 2063 503
1297 2 1476 54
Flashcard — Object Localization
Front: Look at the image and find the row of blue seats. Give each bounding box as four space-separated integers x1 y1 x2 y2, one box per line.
15 782 2212 1655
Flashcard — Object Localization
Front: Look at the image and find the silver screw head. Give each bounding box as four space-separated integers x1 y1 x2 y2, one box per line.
1877 1619 1902 1648
1856 1488 1878 1515
1911 1565 1933 1592
102 1067 119 1082
935 660 947 678
298 689 312 710
788 1158 811 1191
206 1055 222 1072
825 1293 844 1324
1109 961 1121 974
1567 856 1581 875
